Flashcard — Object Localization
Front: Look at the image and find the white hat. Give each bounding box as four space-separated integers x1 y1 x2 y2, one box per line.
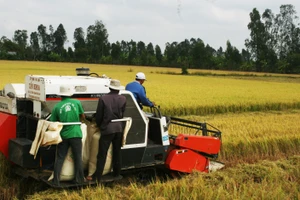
109 79 125 90
136 72 146 80
57 85 75 96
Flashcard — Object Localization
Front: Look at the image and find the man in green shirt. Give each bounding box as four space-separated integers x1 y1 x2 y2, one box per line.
50 85 86 186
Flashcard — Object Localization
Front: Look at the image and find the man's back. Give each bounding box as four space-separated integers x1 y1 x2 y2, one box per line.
96 92 126 135
50 97 83 139
125 81 142 100
126 81 153 108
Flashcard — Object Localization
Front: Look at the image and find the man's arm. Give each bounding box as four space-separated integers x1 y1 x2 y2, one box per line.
138 87 154 107
80 113 86 122
50 107 58 122
77 100 86 122
95 98 104 128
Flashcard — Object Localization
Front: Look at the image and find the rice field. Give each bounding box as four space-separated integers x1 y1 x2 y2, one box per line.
1 60 300 116
182 110 300 166
0 60 299 199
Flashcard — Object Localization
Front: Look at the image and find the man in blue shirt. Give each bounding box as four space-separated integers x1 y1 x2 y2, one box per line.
125 72 155 109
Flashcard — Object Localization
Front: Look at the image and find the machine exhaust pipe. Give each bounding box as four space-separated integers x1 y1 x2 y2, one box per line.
76 67 90 76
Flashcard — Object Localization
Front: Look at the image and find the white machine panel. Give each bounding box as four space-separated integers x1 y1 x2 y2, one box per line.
4 83 25 98
25 75 111 101
0 96 16 114
0 83 25 114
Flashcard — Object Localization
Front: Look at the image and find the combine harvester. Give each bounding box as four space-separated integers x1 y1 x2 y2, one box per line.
0 68 224 188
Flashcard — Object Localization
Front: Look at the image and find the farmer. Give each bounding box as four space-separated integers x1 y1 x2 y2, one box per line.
50 85 86 186
89 79 127 182
125 72 155 110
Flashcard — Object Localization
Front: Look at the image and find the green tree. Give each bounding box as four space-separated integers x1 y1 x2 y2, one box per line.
53 24 67 56
155 45 163 65
37 24 51 59
213 47 226 70
111 42 121 64
136 41 146 65
146 42 155 56
177 39 191 69
205 44 217 69
274 4 299 59
30 31 40 60
261 8 278 72
128 40 137 65
67 47 74 62
120 40 129 64
73 27 87 63
286 53 300 73
245 8 275 72
164 42 178 67
74 27 85 49
86 20 109 63
48 25 55 51
0 36 20 59
146 42 156 66
273 4 300 73
224 40 242 70
13 30 28 59
190 38 207 69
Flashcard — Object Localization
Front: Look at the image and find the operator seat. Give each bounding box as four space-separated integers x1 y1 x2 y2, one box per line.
122 93 147 145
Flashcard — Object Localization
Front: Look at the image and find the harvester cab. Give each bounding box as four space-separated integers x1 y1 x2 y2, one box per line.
0 68 224 188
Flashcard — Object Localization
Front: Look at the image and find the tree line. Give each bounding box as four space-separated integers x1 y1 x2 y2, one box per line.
1 4 300 74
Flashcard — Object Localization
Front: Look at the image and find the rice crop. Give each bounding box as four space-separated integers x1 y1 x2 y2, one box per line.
178 110 300 166
1 61 300 116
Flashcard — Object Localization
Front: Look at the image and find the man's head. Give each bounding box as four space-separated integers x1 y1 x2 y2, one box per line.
135 72 146 84
108 79 125 91
57 85 74 97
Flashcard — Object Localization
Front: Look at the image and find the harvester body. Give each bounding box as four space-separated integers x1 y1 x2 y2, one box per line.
0 69 223 188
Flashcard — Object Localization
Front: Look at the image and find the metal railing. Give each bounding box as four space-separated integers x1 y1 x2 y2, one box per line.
168 116 222 139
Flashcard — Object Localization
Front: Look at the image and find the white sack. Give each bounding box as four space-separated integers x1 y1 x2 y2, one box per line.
88 132 113 176
48 123 87 181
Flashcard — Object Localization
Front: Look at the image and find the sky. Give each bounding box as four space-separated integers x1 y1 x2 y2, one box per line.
1 0 300 52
